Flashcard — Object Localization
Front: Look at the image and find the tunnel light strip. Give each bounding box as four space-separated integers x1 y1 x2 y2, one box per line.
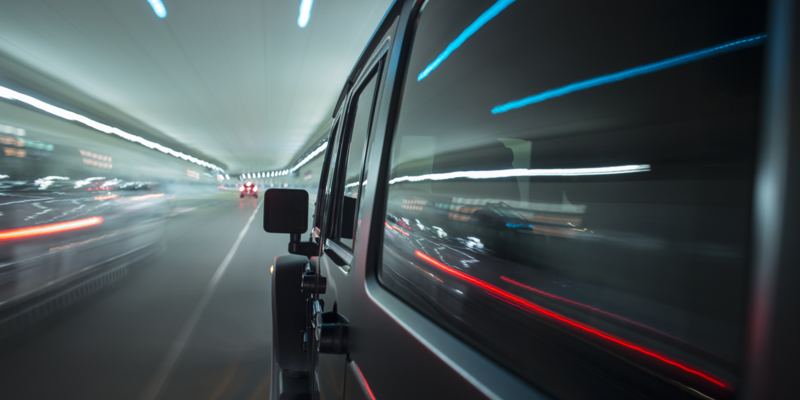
0 85 224 172
492 34 767 114
0 216 103 242
298 0 314 28
417 0 516 81
389 164 649 184
290 141 328 172
414 251 728 388
147 0 167 19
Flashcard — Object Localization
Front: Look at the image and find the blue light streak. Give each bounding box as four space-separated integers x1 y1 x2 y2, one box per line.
298 0 313 28
147 0 167 19
492 34 767 114
417 0 516 81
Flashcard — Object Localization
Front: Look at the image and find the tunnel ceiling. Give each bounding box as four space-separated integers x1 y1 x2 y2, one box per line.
0 0 392 173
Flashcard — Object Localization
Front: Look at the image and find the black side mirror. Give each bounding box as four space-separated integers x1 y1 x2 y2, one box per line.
263 189 317 256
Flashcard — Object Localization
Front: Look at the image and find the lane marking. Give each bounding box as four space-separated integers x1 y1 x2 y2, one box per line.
139 202 262 400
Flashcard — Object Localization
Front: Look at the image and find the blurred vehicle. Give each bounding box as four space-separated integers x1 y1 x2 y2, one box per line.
239 182 258 198
0 116 207 334
263 1 798 400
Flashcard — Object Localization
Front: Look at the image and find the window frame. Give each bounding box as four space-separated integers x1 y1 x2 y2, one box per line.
313 117 341 244
327 58 386 258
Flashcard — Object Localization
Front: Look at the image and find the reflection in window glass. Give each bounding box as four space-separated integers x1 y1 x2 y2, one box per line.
320 122 343 237
339 73 378 249
315 121 339 234
380 0 765 398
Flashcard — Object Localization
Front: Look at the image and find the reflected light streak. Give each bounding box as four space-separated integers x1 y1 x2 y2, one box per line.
352 362 376 400
418 0 516 81
290 141 327 173
414 250 727 388
492 34 767 113
93 194 119 201
385 222 410 236
130 193 165 201
0 217 103 242
390 164 649 184
500 276 685 342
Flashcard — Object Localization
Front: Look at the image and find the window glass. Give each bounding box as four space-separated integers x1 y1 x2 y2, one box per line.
338 72 378 249
314 120 339 236
320 122 343 237
381 0 765 398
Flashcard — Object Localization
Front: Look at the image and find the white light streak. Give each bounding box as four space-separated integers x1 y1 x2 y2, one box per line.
0 85 224 172
298 0 313 28
75 177 105 188
35 176 69 190
290 141 327 173
389 165 650 184
147 0 167 18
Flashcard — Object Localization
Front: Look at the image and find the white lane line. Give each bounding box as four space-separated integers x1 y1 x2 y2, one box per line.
139 202 262 400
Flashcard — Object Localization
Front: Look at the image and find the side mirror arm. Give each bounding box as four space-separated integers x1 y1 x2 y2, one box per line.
288 233 318 257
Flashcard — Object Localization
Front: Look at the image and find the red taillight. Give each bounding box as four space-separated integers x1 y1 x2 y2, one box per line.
240 186 245 191
253 186 258 192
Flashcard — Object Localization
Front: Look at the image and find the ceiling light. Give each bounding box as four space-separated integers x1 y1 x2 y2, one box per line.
0 85 224 173
298 0 313 28
290 141 327 173
147 0 167 19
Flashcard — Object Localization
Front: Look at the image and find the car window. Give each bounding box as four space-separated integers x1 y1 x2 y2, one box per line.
320 121 344 239
315 120 340 237
337 69 379 250
380 0 766 398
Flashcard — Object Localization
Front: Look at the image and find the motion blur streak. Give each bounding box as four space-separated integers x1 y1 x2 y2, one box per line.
130 193 165 201
146 0 167 19
388 164 650 184
353 362 377 400
298 0 313 28
414 250 728 388
93 194 119 200
385 222 410 236
492 34 768 113
0 85 223 171
500 276 685 342
290 141 328 172
417 0 516 81
0 216 103 242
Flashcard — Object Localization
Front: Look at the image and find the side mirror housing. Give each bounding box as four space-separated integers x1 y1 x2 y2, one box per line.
263 189 317 256
264 189 308 234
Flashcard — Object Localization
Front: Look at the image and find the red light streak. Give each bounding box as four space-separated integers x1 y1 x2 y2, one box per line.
93 194 118 200
384 222 410 236
353 362 376 400
414 250 727 388
0 217 103 242
500 277 682 341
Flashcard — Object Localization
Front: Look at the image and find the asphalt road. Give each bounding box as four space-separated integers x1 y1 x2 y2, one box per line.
0 192 287 400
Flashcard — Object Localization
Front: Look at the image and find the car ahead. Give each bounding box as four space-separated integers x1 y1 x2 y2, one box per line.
263 1 799 399
239 182 258 198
